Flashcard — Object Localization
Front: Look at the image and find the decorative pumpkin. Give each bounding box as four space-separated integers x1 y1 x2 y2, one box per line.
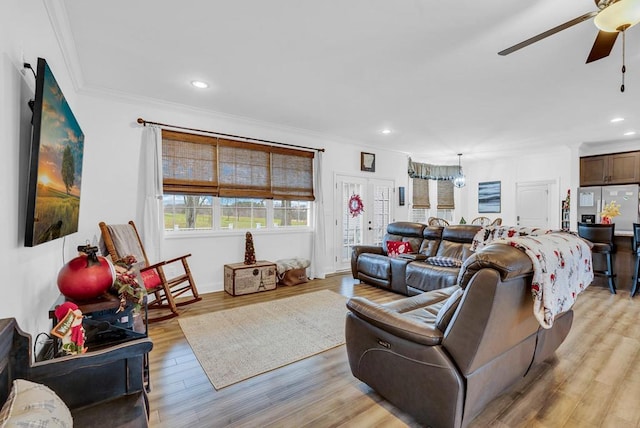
57 249 115 301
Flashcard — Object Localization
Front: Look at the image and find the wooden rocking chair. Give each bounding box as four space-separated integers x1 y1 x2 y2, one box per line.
99 221 201 322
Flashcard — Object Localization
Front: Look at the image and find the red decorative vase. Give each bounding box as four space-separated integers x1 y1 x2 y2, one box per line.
57 253 115 301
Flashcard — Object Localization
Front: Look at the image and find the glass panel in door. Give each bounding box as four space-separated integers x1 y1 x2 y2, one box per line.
335 176 394 272
340 180 364 266
371 183 392 246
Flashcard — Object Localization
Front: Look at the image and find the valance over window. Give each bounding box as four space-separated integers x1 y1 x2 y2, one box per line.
408 158 461 181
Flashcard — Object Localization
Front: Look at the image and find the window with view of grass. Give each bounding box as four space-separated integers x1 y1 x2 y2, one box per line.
273 200 310 227
220 198 267 229
163 195 214 230
161 130 314 232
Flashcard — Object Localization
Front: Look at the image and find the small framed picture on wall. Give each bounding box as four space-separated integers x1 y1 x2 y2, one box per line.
361 152 375 172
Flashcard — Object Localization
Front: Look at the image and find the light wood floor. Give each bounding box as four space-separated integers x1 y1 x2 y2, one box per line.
147 275 640 428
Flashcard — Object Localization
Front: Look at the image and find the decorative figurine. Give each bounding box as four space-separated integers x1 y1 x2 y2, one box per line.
244 231 256 265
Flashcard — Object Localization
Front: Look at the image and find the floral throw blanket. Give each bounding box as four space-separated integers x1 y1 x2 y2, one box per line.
470 225 553 252
495 232 594 329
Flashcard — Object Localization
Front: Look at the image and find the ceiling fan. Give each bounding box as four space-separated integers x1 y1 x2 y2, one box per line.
498 0 640 63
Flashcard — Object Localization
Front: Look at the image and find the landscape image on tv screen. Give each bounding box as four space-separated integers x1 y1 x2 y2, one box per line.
25 58 84 247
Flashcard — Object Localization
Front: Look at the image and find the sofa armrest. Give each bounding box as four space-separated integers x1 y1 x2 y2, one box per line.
27 338 153 410
346 297 443 346
351 245 384 278
389 257 412 294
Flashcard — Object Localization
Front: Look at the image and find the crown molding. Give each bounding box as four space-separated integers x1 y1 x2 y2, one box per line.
43 0 84 91
76 82 415 158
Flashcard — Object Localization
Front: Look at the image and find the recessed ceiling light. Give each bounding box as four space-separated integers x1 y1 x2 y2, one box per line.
624 131 636 136
381 129 392 135
191 80 209 89
610 117 625 123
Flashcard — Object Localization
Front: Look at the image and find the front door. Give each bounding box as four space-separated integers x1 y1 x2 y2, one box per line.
335 175 394 272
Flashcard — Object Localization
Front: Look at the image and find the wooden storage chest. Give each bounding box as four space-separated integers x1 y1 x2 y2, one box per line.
224 260 277 296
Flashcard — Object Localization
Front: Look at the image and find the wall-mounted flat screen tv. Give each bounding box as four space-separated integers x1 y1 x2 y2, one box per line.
25 57 84 247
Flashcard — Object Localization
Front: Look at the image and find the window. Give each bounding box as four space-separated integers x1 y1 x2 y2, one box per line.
410 179 455 223
220 198 267 229
161 130 314 231
437 180 454 209
164 195 213 230
273 200 310 227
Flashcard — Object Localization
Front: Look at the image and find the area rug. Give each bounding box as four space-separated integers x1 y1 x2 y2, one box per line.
178 290 348 389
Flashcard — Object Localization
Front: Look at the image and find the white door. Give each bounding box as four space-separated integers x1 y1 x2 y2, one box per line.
335 175 394 272
516 182 552 228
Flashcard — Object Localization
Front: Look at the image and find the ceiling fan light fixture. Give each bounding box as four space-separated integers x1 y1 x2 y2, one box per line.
594 0 640 31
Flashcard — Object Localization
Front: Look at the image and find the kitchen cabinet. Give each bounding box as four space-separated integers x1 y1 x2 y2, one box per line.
580 151 640 186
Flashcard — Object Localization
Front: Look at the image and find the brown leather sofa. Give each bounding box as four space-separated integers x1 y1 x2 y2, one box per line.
345 242 573 428
351 222 481 295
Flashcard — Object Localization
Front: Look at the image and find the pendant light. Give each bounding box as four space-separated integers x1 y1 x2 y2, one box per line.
453 153 466 188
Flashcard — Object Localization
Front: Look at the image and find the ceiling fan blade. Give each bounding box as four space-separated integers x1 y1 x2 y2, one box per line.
498 11 598 56
586 30 619 63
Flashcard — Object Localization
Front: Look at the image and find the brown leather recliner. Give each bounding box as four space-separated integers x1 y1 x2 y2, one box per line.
345 242 573 428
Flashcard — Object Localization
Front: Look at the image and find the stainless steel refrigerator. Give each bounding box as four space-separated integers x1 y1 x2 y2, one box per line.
577 185 640 233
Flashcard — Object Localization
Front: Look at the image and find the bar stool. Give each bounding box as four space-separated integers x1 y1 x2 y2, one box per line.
632 223 640 297
578 222 616 294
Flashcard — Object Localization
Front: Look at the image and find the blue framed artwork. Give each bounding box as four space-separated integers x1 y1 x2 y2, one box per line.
478 181 501 213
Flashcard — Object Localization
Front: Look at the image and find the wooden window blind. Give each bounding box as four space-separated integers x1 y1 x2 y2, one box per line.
217 140 271 198
412 178 430 209
161 130 315 200
271 148 314 201
162 131 218 195
437 180 455 209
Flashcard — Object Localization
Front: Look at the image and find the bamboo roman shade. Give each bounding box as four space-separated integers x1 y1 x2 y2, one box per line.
161 130 314 200
217 140 271 198
271 148 314 200
162 131 218 195
437 180 455 209
412 178 430 209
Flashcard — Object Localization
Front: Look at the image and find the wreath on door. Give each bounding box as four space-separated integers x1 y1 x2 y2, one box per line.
348 194 364 217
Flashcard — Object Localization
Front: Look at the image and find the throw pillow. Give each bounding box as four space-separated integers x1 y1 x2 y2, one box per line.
0 379 73 428
426 256 463 268
386 241 413 258
140 268 162 290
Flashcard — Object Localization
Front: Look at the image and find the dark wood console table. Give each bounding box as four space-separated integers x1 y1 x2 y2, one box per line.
48 293 150 390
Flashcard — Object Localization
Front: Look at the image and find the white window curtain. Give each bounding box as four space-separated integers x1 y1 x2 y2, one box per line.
136 126 163 262
309 151 326 279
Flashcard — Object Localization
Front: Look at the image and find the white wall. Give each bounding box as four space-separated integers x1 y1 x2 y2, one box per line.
1 1 87 342
1 1 410 339
1 1 584 341
458 146 573 228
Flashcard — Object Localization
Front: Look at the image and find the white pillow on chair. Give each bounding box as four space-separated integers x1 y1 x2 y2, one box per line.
0 379 72 428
